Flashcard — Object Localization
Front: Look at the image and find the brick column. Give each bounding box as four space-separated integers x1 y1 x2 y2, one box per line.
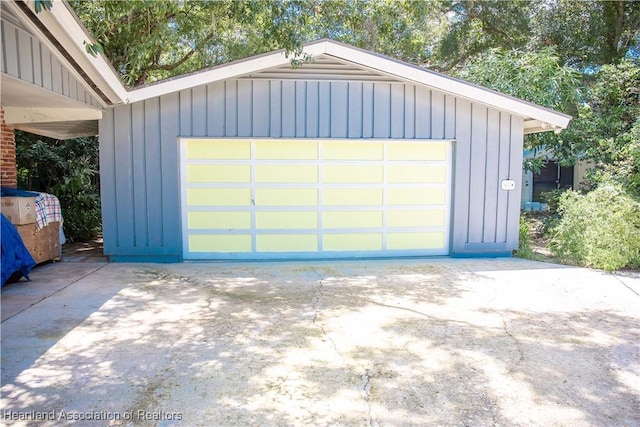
1 107 17 188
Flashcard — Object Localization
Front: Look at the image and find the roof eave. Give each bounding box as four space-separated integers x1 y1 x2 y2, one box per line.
20 0 128 105
125 41 330 104
321 41 572 131
125 39 571 131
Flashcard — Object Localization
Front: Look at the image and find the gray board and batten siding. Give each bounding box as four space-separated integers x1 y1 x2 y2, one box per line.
0 15 103 109
100 74 523 262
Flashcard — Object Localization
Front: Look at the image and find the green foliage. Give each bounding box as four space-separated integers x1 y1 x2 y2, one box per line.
531 0 640 68
436 0 639 72
559 61 640 196
69 0 449 86
435 0 535 71
455 47 582 170
15 132 101 242
51 165 102 242
303 1 443 65
514 215 536 259
540 189 569 215
69 0 316 86
549 183 640 271
457 47 581 112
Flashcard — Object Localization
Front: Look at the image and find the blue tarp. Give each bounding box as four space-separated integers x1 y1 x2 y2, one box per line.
0 188 41 198
1 213 36 286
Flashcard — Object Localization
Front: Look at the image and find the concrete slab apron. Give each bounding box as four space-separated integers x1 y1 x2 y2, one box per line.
1 259 639 426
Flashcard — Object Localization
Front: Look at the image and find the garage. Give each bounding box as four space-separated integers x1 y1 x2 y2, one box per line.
90 39 571 262
180 138 451 259
0 7 572 263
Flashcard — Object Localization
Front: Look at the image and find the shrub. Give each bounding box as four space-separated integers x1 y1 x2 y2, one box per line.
50 165 101 242
515 215 536 259
540 189 569 215
16 132 101 242
549 182 640 271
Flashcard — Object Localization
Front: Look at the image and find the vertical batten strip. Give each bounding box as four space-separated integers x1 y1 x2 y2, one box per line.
129 104 137 247
506 115 524 249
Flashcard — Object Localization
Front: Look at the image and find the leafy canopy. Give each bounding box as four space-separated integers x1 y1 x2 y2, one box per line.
69 0 639 85
70 0 315 86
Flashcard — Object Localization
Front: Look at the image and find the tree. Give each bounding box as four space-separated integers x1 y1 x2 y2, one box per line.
302 0 444 66
455 47 582 171
69 0 452 86
70 0 315 86
532 0 640 68
433 0 640 72
559 60 640 195
15 132 101 241
433 0 536 71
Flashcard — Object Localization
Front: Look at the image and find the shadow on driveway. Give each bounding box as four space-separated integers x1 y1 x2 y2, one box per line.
1 258 638 426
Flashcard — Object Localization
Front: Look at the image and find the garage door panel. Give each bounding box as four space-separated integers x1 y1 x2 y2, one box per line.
323 165 383 183
188 188 251 206
186 139 250 159
256 188 318 206
181 139 451 258
187 164 250 183
255 165 318 183
387 210 445 228
323 211 383 229
387 165 446 184
387 188 446 206
189 234 252 252
188 211 251 229
323 188 383 206
255 140 317 159
256 234 318 252
256 211 318 229
323 141 383 160
387 232 445 250
323 233 383 251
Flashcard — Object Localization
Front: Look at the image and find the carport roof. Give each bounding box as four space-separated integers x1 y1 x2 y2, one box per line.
7 1 571 135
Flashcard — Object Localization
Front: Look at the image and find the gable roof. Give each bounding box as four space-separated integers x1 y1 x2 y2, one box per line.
7 1 571 136
125 39 571 134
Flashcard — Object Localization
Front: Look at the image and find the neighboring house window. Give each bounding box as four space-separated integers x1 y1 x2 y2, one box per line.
532 161 574 201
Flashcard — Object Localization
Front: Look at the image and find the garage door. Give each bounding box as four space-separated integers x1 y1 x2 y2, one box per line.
180 139 451 259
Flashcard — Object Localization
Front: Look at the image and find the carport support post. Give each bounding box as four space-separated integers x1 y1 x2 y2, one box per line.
0 107 18 188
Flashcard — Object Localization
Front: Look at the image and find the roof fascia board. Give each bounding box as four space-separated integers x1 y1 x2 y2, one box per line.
24 0 128 104
3 1 110 108
322 42 571 129
126 42 330 104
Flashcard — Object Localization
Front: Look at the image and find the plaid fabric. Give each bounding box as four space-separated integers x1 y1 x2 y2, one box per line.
34 193 63 229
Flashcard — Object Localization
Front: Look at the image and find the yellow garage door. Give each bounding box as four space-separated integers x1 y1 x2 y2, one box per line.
180 139 451 259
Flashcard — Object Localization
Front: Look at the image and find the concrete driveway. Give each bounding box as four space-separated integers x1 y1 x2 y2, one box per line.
1 258 639 426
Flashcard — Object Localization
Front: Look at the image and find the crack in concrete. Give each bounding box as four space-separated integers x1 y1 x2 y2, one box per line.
311 274 343 358
498 312 525 374
309 269 379 425
362 368 378 427
486 283 524 375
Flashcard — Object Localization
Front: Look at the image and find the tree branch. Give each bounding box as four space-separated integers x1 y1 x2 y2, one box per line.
148 31 216 73
480 19 515 48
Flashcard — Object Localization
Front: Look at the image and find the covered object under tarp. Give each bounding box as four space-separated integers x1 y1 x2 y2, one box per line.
1 213 36 286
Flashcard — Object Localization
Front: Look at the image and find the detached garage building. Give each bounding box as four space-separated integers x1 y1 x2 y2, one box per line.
100 40 570 262
1 2 571 262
